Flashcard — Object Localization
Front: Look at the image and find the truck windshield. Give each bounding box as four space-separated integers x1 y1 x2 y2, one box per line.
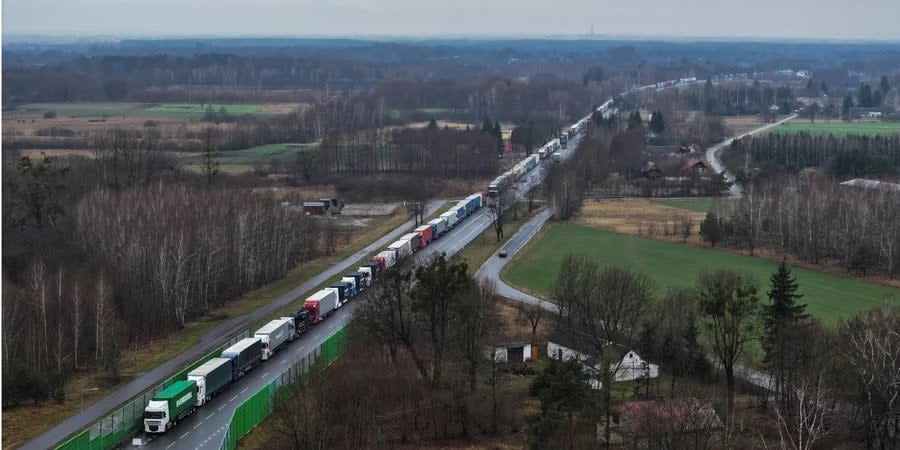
144 411 165 420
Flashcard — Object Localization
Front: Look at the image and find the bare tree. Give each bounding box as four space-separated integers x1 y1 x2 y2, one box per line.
774 375 834 450
515 303 545 339
456 279 497 392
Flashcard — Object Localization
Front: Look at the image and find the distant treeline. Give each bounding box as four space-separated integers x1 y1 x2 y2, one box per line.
320 126 499 178
725 133 900 179
681 80 797 116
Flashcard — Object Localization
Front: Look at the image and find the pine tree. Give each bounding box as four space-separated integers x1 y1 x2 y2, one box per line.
648 110 665 133
762 261 808 408
699 211 722 247
842 95 855 116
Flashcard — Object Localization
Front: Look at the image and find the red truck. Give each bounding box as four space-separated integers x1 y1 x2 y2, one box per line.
414 225 433 246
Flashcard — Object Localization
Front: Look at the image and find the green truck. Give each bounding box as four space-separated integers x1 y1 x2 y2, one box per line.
143 380 198 433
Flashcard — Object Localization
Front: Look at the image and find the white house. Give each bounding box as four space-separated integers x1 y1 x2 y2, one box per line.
547 329 659 389
486 342 533 364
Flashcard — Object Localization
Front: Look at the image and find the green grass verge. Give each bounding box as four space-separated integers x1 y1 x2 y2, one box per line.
503 223 899 325
772 120 900 137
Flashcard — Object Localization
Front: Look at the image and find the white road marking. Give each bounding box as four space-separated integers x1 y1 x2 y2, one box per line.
166 443 175 450
179 432 189 439
193 422 201 430
205 413 215 420
217 405 225 411
280 359 286 364
259 372 269 380
228 395 237 402
241 387 248 394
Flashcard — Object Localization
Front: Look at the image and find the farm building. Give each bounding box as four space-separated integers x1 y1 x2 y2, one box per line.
598 397 724 446
547 329 659 389
486 342 534 364
848 107 883 118
839 178 900 192
302 201 327 215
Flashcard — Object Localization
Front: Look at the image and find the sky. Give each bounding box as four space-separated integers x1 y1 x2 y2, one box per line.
3 0 900 41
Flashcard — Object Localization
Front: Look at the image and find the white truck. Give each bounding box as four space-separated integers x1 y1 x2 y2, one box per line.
254 318 294 360
304 288 340 323
388 239 411 260
440 211 458 228
373 250 397 269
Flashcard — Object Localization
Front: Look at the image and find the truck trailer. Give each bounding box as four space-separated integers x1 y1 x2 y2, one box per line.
221 338 263 379
402 232 423 250
254 318 294 360
427 217 447 238
331 282 352 304
143 380 198 433
387 239 412 260
357 266 374 286
414 225 434 245
349 271 367 288
305 288 339 323
341 276 359 296
373 250 397 269
440 211 458 228
285 309 313 338
187 358 233 406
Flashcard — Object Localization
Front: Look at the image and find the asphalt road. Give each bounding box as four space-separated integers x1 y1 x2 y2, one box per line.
705 114 799 198
131 132 584 450
24 201 446 450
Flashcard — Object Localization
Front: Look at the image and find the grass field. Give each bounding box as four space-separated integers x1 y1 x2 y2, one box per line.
504 223 898 325
772 119 900 137
182 143 317 173
8 102 297 120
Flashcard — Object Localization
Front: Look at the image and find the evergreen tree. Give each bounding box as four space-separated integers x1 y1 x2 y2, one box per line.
648 110 665 133
858 83 874 108
820 81 829 95
481 117 494 133
699 211 722 247
880 74 891 94
842 95 855 116
529 357 589 450
762 261 808 409
201 127 220 186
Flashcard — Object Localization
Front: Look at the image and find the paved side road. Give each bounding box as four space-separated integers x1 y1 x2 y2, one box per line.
705 114 798 198
24 201 446 450
475 205 775 393
136 132 586 450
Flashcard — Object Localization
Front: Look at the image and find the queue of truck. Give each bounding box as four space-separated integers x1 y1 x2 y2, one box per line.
142 94 618 436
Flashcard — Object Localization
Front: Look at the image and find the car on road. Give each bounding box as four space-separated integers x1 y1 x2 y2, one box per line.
498 251 508 258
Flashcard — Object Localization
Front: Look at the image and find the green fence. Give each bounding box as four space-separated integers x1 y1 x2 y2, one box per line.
221 326 349 450
55 331 251 450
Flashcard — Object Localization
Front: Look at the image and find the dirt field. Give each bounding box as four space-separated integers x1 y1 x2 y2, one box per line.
724 115 770 135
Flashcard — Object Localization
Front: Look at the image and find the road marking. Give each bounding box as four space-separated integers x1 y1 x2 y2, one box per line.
193 422 201 430
259 372 269 380
241 387 248 394
228 395 238 402
328 323 335 329
217 405 225 411
280 359 286 364
206 413 215 420
179 432 189 439
166 443 175 449
299 345 304 350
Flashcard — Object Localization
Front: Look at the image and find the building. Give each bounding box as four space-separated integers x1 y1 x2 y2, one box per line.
547 329 659 389
486 342 534 364
640 161 664 180
848 107 883 118
599 397 724 447
680 158 711 177
839 178 900 192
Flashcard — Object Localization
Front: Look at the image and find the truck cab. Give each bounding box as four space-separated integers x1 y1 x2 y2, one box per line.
143 400 170 433
143 380 197 433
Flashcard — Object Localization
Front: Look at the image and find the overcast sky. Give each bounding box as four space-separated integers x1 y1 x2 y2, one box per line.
4 0 900 41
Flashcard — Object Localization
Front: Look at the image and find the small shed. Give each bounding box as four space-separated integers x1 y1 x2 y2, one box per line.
303 201 327 215
487 342 533 364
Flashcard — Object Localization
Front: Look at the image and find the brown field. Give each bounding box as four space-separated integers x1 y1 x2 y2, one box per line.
19 149 200 160
575 199 707 236
3 114 231 137
724 115 770 135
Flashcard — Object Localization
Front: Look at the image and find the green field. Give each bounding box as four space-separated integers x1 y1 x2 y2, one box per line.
504 223 898 325
183 143 317 173
772 120 900 137
9 102 279 120
145 103 264 118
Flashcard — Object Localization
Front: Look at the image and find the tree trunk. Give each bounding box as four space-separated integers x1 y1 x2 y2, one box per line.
725 365 736 422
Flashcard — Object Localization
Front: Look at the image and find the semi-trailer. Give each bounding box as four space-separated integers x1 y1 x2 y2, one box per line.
364 262 382 279
414 224 434 244
373 250 397 269
427 217 447 238
401 232 422 251
331 281 351 303
304 288 339 323
387 240 411 260
440 211 458 228
143 380 198 433
349 271 368 288
285 309 313 338
187 358 233 406
451 206 467 221
341 275 359 295
221 337 263 379
255 318 294 360
357 266 374 286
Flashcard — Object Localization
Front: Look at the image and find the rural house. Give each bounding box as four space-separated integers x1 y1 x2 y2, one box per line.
547 329 659 389
598 397 724 446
